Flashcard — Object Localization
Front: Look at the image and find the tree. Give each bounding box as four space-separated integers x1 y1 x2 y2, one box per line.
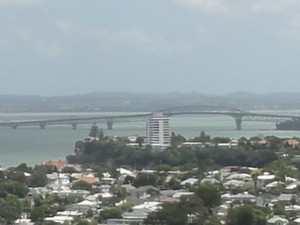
77 220 93 225
180 195 209 224
27 170 47 187
170 132 186 148
4 180 29 198
133 173 160 188
227 205 254 225
89 123 99 138
194 183 220 210
98 128 104 140
0 195 22 224
227 205 267 225
72 180 93 191
98 207 122 222
15 163 32 173
135 136 144 147
193 131 211 143
165 178 181 190
61 166 78 174
145 203 188 225
30 206 46 222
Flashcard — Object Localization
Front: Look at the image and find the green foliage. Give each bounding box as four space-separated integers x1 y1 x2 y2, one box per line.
227 205 254 225
98 207 122 222
181 195 209 224
27 170 47 187
194 183 220 209
77 219 93 225
30 206 46 222
133 173 161 188
171 132 186 148
0 195 22 224
192 131 211 143
67 136 279 170
135 136 144 147
89 124 99 138
264 158 296 181
273 201 285 216
61 166 78 174
15 163 33 173
5 170 27 183
71 180 93 191
4 180 29 198
145 202 188 225
227 205 267 225
212 137 231 144
165 177 181 190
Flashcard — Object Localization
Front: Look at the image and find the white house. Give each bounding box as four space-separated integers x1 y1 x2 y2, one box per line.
267 216 288 225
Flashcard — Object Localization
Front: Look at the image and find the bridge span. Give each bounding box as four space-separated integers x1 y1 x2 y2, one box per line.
0 106 299 130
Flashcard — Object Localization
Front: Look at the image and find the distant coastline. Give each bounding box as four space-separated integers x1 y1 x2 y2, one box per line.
1 91 300 112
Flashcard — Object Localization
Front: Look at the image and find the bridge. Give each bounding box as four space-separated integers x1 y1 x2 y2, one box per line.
0 106 299 130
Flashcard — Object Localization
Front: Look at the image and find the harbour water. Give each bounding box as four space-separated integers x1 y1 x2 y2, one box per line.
1 111 300 168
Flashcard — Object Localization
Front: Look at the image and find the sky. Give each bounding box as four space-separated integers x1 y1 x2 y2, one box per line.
1 0 300 96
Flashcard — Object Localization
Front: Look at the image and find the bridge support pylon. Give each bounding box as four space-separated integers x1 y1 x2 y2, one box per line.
106 120 114 130
234 116 242 130
39 122 46 130
71 123 77 130
11 124 18 129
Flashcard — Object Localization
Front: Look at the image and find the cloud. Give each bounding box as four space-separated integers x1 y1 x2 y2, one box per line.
279 14 300 40
173 0 300 15
34 41 70 57
174 0 229 14
0 39 7 48
0 0 41 5
57 21 190 54
57 20 81 33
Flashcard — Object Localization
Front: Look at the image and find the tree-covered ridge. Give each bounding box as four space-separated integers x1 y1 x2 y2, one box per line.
67 133 281 170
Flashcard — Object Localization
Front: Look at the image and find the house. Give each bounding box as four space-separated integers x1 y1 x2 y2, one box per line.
47 173 70 189
180 178 198 186
122 208 152 220
223 180 245 189
277 193 297 203
105 218 143 225
44 216 73 224
212 204 230 218
293 217 300 225
256 193 278 207
257 172 276 187
44 160 67 171
267 216 289 225
221 192 255 204
285 181 300 192
78 175 99 185
265 181 284 192
14 218 34 225
172 191 194 199
131 186 160 200
226 173 251 181
66 199 99 214
286 139 300 148
14 214 34 225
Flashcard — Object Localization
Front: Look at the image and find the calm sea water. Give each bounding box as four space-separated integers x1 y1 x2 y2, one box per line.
1 111 300 167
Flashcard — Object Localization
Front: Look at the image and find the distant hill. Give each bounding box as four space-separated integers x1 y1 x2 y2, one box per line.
1 92 300 112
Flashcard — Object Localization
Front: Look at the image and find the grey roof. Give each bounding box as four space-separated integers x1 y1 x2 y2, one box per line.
278 193 296 202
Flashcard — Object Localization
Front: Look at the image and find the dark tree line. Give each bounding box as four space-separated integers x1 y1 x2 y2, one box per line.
67 138 278 170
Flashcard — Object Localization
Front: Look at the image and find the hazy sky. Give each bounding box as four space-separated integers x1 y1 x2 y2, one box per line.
1 0 300 96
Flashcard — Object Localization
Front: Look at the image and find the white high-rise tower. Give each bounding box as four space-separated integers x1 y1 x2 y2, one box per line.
146 113 171 147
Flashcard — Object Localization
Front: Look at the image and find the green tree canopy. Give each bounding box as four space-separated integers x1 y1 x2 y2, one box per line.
89 124 99 138
145 202 188 225
194 183 220 209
